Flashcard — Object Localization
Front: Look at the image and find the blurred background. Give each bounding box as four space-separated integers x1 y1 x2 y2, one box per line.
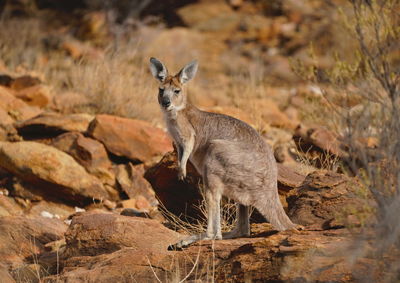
0 0 357 127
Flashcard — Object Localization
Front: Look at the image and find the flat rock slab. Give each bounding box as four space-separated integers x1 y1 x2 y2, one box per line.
88 114 173 164
43 222 382 282
64 212 181 257
16 112 94 138
277 163 306 191
0 141 109 204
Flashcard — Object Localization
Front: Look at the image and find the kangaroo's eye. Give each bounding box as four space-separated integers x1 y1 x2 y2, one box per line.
174 89 181 94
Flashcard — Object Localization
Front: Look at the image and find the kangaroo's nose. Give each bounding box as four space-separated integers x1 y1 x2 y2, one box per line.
161 98 171 107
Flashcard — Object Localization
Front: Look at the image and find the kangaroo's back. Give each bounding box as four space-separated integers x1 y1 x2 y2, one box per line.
181 104 269 153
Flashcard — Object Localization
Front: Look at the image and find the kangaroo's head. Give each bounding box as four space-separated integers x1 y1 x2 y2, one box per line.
149 57 198 112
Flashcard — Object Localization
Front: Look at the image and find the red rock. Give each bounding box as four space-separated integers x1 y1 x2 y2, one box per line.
16 112 94 138
277 163 306 192
0 108 14 125
45 222 384 282
0 86 42 121
287 171 373 229
144 151 203 219
0 195 22 216
245 98 299 130
64 212 181 257
27 200 75 219
116 163 158 208
88 114 173 164
0 141 110 204
0 216 66 269
10 75 41 91
293 125 346 158
51 132 115 186
14 84 52 107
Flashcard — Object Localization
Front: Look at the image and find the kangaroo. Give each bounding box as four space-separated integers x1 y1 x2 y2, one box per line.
149 57 296 249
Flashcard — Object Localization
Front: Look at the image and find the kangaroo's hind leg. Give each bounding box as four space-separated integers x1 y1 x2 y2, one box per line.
168 173 223 250
223 204 250 239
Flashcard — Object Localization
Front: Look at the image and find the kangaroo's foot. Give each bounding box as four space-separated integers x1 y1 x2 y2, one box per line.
222 227 250 239
168 233 222 250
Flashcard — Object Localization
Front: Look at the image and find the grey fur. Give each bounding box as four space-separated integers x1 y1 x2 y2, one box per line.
149 58 296 249
149 57 168 82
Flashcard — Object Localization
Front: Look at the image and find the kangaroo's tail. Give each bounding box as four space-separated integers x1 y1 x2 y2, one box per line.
254 190 296 231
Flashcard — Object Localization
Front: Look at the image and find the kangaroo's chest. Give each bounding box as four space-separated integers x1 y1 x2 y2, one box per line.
165 116 194 147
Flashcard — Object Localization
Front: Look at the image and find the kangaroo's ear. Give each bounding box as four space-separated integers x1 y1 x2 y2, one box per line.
149 57 168 82
178 60 198 84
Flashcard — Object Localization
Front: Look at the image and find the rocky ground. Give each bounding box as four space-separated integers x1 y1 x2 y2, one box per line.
0 71 377 282
0 0 394 282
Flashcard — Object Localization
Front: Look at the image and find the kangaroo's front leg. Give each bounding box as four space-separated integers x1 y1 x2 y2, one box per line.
177 132 194 180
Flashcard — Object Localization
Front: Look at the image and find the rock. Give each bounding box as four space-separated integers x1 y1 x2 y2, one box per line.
52 91 92 113
119 196 152 212
245 98 299 130
51 132 115 186
0 141 110 204
287 171 372 229
0 126 7 142
44 222 382 282
10 75 41 91
88 114 173 164
0 86 42 121
0 124 21 142
14 84 53 107
64 212 181 257
0 108 14 125
0 195 23 217
294 125 347 158
116 163 158 209
144 151 203 219
277 163 306 192
11 178 43 201
16 112 94 139
0 216 66 269
27 200 75 219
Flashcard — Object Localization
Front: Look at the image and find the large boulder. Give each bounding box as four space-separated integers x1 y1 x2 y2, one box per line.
44 222 382 282
144 151 203 219
288 171 372 229
51 132 115 186
64 212 181 257
0 141 110 204
14 85 53 108
88 114 173 164
16 112 94 139
0 216 66 269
